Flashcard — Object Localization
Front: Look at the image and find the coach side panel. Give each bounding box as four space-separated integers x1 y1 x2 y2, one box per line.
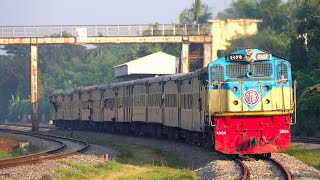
91 89 103 122
71 92 80 120
148 82 163 124
103 88 116 122
163 80 179 127
180 79 193 130
63 95 72 121
80 91 91 121
132 84 147 122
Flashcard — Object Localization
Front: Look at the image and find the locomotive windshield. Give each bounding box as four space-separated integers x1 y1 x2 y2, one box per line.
226 61 273 78
209 49 277 82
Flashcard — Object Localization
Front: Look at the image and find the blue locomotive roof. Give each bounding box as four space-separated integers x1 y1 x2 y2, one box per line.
225 49 278 62
207 48 292 84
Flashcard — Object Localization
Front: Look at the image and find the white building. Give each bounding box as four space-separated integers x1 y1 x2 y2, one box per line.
114 51 179 78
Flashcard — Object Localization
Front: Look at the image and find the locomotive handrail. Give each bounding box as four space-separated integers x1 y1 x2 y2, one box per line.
218 83 222 114
290 80 297 125
240 81 244 111
259 81 264 111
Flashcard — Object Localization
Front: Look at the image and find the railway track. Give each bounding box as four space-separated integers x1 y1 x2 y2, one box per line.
1 124 317 179
0 128 89 169
234 157 249 180
237 155 292 180
292 136 320 144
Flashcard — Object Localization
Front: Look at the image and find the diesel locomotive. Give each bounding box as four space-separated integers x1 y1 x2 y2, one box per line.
49 48 296 155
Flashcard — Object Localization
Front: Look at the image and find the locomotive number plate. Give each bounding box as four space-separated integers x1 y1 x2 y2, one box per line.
228 54 244 61
244 89 260 105
256 53 270 60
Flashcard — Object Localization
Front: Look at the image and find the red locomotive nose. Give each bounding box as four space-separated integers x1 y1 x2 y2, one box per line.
214 115 291 154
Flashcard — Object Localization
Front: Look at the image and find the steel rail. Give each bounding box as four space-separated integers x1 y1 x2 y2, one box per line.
235 158 249 180
267 157 292 180
216 152 249 180
291 136 320 144
0 128 89 169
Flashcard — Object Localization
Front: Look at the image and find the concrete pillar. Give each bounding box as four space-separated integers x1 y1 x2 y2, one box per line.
207 19 262 61
31 45 39 132
181 43 189 73
203 43 212 67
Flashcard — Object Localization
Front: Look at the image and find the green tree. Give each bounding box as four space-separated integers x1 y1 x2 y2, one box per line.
223 29 290 58
179 0 212 24
231 0 290 32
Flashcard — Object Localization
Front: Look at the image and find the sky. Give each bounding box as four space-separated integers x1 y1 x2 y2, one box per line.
0 0 233 25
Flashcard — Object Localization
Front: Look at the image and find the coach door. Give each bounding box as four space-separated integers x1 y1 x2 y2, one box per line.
180 77 193 131
192 74 202 132
124 86 132 122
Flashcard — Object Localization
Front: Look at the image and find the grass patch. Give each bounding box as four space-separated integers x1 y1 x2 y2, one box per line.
55 160 195 180
0 150 11 159
50 130 196 179
113 144 186 168
283 146 320 170
0 137 42 159
0 149 26 159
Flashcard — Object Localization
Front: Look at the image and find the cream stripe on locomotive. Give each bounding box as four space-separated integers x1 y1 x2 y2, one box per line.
209 87 293 116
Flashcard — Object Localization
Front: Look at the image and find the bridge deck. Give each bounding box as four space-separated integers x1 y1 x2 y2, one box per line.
0 24 209 38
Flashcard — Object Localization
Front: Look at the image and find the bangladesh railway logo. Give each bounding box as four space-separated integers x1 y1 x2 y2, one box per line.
244 89 260 105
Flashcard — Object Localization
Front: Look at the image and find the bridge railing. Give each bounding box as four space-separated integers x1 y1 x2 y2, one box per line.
0 24 210 38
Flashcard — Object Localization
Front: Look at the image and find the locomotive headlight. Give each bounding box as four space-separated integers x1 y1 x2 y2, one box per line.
265 99 270 104
233 100 239 105
246 49 254 56
246 56 254 63
245 49 254 63
232 86 238 92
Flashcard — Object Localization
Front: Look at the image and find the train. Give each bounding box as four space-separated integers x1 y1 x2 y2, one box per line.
49 48 296 156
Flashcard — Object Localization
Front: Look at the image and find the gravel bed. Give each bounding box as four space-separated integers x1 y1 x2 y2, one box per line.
0 126 117 180
242 159 284 180
272 153 320 180
0 132 61 152
195 160 241 180
0 143 112 179
1 125 319 180
0 154 107 179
